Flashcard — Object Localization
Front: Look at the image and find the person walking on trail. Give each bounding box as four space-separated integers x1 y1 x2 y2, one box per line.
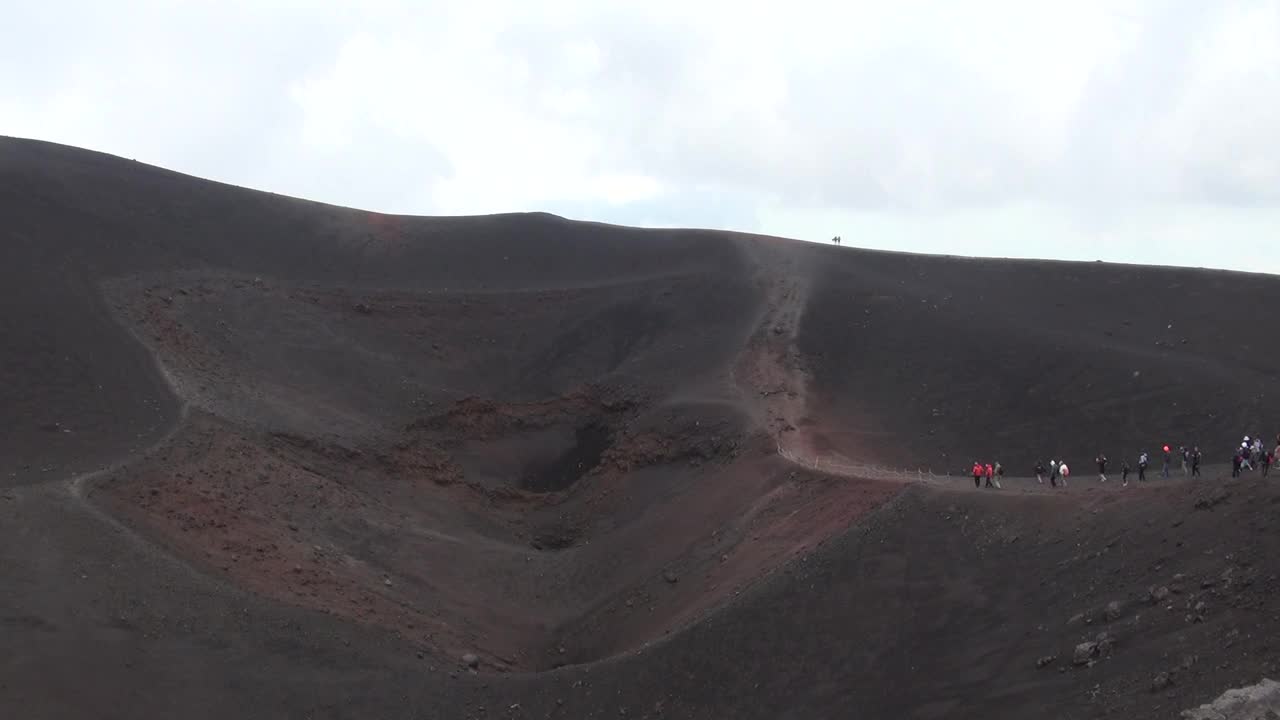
1263 449 1273 478
1191 446 1202 477
984 462 995 488
1181 446 1190 476
1240 444 1253 472
1138 452 1149 482
1058 461 1070 487
1121 460 1131 486
1096 454 1108 483
972 461 983 489
1049 460 1059 488
1034 461 1046 484
1232 449 1243 478
1162 445 1172 478
994 461 1004 489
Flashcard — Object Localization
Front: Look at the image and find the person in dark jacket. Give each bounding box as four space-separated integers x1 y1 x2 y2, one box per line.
1121 460 1131 486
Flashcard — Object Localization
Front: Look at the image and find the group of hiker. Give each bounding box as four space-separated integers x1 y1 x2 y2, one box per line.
970 461 1007 488
1231 435 1277 477
1085 445 1203 487
971 433 1280 490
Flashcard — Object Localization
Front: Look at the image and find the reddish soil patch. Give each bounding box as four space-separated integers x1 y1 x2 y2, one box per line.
96 401 897 671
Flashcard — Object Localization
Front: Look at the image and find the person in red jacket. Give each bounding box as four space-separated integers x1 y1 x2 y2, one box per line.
984 463 995 488
972 461 983 489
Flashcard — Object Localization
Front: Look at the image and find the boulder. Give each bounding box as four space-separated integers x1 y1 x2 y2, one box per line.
1095 631 1116 656
1105 601 1123 621
1181 678 1280 719
1073 641 1099 666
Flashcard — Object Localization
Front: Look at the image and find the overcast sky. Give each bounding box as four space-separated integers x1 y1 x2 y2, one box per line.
4 1 1278 273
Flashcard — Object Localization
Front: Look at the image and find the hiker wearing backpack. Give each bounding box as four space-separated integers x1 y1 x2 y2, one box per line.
1096 454 1108 482
1191 446 1202 477
1058 461 1070 487
994 461 1004 489
1049 460 1059 487
1162 445 1172 478
984 463 995 488
1121 460 1131 486
1034 461 1046 484
1138 452 1149 482
972 461 983 489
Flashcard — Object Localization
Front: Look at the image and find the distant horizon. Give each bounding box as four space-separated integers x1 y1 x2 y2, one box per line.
9 129 1277 279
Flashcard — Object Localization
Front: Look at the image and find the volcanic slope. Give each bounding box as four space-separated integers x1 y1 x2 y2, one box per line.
4 135 1280 719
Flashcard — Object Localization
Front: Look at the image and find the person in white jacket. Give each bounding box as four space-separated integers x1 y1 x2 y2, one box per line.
1058 461 1070 487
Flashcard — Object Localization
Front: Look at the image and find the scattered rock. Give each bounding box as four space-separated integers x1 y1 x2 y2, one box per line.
1105 601 1123 622
353 302 374 315
1073 641 1100 666
662 570 679 584
1095 631 1116 656
462 653 479 669
1152 672 1172 691
1195 488 1230 510
1150 586 1171 604
1037 655 1058 669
